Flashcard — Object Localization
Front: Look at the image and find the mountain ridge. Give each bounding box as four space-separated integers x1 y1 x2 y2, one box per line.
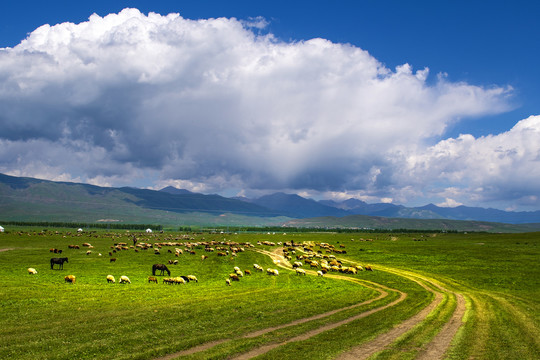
1 173 540 228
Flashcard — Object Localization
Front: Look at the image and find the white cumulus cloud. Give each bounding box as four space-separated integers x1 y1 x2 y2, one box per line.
0 8 533 209
400 115 540 208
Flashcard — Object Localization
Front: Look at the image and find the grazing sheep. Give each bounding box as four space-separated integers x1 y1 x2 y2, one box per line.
148 276 158 284
187 275 198 283
110 258 117 262
235 270 243 277
244 270 251 276
253 264 263 271
106 275 115 283
201 255 208 260
317 270 324 277
27 268 37 275
173 277 186 284
64 275 76 283
119 275 131 284
229 273 240 281
266 268 279 276
296 268 306 275
86 250 92 255
233 266 241 272
173 260 178 265
292 261 303 268
365 265 373 271
226 278 231 286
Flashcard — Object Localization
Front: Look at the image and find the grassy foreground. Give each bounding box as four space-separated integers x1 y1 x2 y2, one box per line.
0 229 538 359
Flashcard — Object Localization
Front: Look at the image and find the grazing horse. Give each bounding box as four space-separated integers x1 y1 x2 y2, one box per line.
50 257 68 270
152 264 171 276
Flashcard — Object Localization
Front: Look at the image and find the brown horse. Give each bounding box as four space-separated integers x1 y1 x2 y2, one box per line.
152 264 170 276
50 257 68 270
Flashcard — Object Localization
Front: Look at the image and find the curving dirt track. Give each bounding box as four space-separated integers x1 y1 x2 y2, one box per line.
416 292 466 360
335 262 467 360
156 247 400 360
335 282 443 360
155 247 466 360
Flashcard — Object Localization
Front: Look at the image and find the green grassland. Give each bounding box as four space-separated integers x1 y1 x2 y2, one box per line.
0 229 538 359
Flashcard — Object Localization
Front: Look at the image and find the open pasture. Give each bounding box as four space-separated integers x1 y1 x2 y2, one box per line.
0 229 538 359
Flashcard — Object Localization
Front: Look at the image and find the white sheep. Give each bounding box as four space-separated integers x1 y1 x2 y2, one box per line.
296 268 306 275
173 277 186 284
317 270 324 277
253 264 263 271
119 275 131 284
266 268 279 276
187 275 198 283
106 275 115 283
27 268 37 275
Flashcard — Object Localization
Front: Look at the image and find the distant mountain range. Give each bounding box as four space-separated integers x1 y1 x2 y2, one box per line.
0 173 285 226
239 191 540 224
1 173 540 231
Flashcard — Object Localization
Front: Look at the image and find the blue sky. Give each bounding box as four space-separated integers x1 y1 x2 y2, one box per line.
0 1 539 211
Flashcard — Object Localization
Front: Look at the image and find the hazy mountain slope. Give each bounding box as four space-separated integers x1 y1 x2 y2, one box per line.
0 174 286 225
251 192 350 218
159 186 193 195
319 197 540 224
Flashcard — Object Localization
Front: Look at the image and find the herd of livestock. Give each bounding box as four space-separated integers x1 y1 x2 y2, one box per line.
23 230 374 285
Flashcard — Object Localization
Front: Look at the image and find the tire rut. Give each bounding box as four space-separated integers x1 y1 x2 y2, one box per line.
335 278 442 360
229 248 410 360
343 265 467 360
155 247 398 360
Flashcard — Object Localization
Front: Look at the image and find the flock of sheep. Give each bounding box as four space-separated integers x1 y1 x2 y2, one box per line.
24 230 374 287
225 264 279 286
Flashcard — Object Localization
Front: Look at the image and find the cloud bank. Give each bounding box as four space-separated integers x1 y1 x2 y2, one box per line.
0 8 537 210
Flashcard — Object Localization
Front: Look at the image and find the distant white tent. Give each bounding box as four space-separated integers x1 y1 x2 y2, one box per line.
0 226 4 232
146 228 153 233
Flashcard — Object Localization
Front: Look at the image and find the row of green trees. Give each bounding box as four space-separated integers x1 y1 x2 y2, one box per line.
0 220 163 231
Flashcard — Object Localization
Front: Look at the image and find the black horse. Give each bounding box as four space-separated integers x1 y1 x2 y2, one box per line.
152 264 170 276
50 257 68 270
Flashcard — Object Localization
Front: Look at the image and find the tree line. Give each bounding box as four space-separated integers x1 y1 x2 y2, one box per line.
0 220 163 231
